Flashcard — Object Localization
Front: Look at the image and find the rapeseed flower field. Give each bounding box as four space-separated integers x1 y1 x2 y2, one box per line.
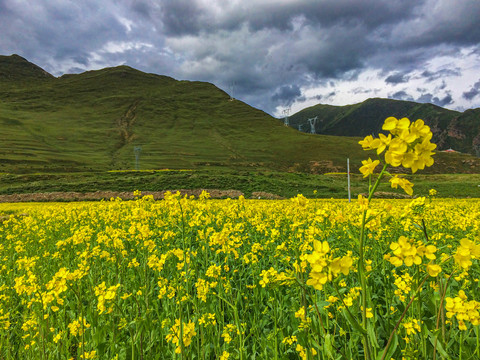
1 117 479 359
2 193 479 359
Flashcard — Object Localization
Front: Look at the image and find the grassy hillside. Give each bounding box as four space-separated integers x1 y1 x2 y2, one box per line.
0 54 368 174
0 54 479 178
0 54 54 82
289 98 480 156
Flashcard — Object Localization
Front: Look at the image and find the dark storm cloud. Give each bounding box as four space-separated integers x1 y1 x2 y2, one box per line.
436 81 448 91
390 90 454 108
416 93 454 107
324 91 337 100
0 1 128 68
157 0 419 35
271 85 303 106
301 23 371 78
385 72 410 84
463 80 480 101
390 1 480 48
159 0 420 81
438 94 454 107
0 0 181 77
158 0 206 35
0 0 9 13
1 0 479 114
389 91 414 102
129 0 156 18
157 0 480 112
421 69 461 81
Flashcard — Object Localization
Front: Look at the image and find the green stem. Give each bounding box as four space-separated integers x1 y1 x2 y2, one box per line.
112 301 136 358
380 274 429 360
358 209 370 360
358 164 387 359
459 331 463 360
274 292 278 360
214 293 244 360
475 326 480 357
421 219 430 243
433 268 454 360
310 293 326 337
332 281 365 337
177 197 188 359
367 164 388 202
179 298 185 359
35 291 47 360
65 282 86 359
311 288 349 359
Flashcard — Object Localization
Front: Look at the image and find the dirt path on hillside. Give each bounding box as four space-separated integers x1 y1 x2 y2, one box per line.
0 189 284 202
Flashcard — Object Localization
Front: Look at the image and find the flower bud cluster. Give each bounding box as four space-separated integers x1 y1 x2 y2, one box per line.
165 319 196 353
385 236 437 267
359 117 436 173
94 282 120 314
259 267 294 288
445 290 480 330
359 117 436 196
305 240 353 291
453 238 480 270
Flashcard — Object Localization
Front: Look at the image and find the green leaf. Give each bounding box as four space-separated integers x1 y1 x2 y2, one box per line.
412 222 423 230
316 300 330 309
427 329 451 360
377 332 398 360
324 333 334 359
342 308 367 336
367 321 380 349
346 226 358 245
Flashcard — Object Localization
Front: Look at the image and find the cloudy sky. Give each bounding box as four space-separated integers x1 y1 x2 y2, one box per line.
1 0 480 116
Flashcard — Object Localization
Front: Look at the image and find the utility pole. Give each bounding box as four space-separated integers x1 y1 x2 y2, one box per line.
134 146 142 170
347 158 351 202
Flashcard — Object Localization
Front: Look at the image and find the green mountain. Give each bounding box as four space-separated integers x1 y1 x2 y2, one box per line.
0 54 365 174
0 54 479 176
288 98 480 156
0 54 54 82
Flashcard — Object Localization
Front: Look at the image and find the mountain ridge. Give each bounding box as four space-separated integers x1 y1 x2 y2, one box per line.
289 97 480 156
0 54 362 174
0 54 55 82
1 54 479 175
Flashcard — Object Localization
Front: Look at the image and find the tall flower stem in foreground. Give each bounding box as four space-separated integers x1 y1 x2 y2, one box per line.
357 163 387 359
355 116 437 359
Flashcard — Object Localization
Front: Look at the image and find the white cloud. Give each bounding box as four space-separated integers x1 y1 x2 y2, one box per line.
101 41 153 54
117 16 135 33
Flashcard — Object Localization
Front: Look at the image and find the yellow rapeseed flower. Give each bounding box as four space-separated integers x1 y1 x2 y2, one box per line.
389 176 414 196
359 158 380 178
382 117 410 134
426 263 442 277
329 255 353 276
